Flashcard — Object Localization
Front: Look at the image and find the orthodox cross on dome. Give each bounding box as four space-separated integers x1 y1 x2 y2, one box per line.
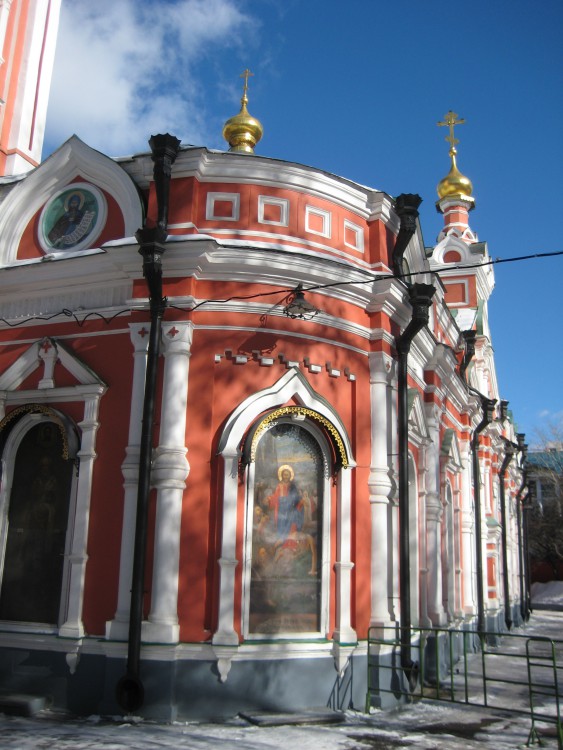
240 68 253 90
437 110 466 156
222 68 263 153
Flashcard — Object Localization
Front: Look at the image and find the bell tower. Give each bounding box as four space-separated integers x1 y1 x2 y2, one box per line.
0 0 61 176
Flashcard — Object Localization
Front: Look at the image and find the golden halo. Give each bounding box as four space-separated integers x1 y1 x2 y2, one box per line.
278 464 294 481
64 190 85 211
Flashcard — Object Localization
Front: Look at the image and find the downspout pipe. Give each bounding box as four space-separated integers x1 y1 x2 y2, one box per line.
117 134 180 714
470 395 497 634
498 433 515 630
392 194 423 279
515 433 529 621
523 480 536 620
396 282 435 688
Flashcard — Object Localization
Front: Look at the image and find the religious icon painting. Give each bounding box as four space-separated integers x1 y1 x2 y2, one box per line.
38 183 107 253
248 421 326 635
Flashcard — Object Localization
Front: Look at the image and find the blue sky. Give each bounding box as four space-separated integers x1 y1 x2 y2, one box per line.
44 0 563 444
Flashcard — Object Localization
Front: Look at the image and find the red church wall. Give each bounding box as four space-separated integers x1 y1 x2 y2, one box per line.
172 321 371 642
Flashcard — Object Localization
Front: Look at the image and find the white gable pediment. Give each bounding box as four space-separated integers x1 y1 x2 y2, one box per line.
441 428 463 471
0 136 143 267
407 388 429 443
0 337 106 402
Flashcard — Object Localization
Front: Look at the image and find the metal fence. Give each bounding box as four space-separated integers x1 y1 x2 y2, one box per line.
366 624 563 748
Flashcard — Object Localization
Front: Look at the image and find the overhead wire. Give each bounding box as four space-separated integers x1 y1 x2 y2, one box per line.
0 249 561 328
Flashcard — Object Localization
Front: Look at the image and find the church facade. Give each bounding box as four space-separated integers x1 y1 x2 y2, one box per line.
0 7 528 721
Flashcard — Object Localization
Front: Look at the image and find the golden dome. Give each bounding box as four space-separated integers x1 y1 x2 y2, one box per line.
222 69 263 154
437 150 473 199
436 110 473 201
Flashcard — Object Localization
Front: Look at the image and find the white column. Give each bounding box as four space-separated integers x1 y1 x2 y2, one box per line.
59 388 105 638
106 324 150 640
453 485 464 618
460 439 476 615
367 353 394 626
142 322 192 644
417 443 431 626
212 451 240 647
334 466 357 643
424 404 446 626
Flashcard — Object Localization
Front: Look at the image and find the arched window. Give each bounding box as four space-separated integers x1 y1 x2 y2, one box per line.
0 416 77 626
243 418 330 637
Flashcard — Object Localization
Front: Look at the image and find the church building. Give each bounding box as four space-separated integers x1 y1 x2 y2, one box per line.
0 4 527 720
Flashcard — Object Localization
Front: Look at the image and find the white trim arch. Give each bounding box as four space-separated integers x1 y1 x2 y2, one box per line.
0 136 143 267
0 338 106 639
213 368 356 679
440 429 464 620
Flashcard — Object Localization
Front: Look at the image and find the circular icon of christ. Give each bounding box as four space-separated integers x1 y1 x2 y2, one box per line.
40 184 105 252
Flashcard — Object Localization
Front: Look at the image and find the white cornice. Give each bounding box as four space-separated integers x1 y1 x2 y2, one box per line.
120 147 399 229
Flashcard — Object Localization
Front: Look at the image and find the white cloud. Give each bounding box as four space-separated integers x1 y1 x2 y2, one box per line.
44 0 257 157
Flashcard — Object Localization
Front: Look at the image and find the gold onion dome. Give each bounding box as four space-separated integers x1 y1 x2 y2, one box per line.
436 110 474 201
437 150 473 199
222 69 263 154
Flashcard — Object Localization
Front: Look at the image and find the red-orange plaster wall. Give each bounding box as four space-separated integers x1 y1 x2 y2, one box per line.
176 325 371 642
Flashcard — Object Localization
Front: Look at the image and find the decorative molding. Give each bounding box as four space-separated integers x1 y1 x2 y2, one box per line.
0 136 143 267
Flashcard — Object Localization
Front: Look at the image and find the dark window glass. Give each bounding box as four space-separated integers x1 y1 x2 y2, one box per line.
0 422 74 624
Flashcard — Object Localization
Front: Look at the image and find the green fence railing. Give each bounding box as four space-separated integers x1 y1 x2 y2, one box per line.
366 625 562 748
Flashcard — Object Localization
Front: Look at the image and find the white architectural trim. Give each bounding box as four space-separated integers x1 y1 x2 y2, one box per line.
367 352 394 627
0 136 143 266
106 324 150 640
257 195 289 227
0 337 106 638
205 192 240 222
214 368 355 680
142 322 193 644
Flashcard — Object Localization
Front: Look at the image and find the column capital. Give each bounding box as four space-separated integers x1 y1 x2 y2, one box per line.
368 351 394 383
161 321 194 354
129 322 152 352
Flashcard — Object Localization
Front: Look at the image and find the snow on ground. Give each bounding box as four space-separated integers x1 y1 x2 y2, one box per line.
532 580 563 607
2 706 559 750
0 608 561 749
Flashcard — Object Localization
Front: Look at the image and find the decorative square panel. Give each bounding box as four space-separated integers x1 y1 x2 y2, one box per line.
343 220 364 252
258 196 289 226
305 206 331 238
206 192 240 221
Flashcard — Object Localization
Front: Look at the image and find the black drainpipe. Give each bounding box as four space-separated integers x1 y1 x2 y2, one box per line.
523 479 536 620
116 133 180 713
515 433 529 621
470 395 497 634
392 193 435 689
392 194 422 279
498 421 515 630
396 282 435 688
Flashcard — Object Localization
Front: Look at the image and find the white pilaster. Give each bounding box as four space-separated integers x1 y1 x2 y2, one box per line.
212 452 240 647
333 466 357 644
367 352 394 626
460 440 476 615
423 404 447 626
106 324 150 641
142 322 192 644
59 388 104 638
